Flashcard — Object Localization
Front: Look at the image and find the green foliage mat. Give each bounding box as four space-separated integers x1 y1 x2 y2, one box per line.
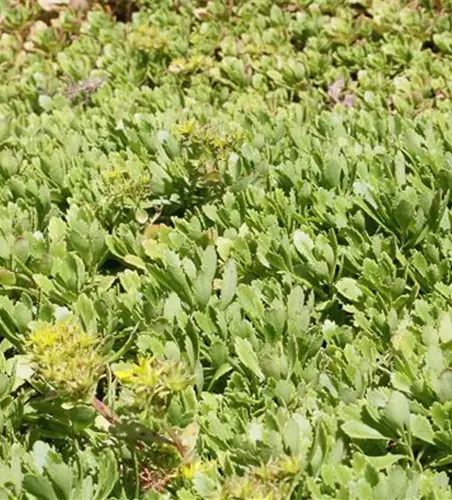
2 0 452 498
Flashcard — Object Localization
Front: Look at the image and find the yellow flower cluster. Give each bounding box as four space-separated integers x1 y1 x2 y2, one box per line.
219 456 301 500
114 356 193 403
174 119 244 155
129 25 169 52
168 55 213 75
28 320 104 400
180 461 206 480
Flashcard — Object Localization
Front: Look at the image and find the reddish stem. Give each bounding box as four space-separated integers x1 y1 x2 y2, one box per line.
91 397 179 449
92 396 120 424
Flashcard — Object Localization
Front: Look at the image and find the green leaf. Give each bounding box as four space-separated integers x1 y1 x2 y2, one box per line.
395 199 414 233
323 155 342 189
194 359 204 393
309 419 327 476
194 472 219 498
208 364 232 390
0 269 16 286
220 259 237 309
283 417 300 455
23 475 58 500
93 450 119 500
194 271 212 309
384 391 410 431
0 373 9 399
164 292 182 322
336 278 362 301
14 355 35 389
166 264 194 306
194 246 217 308
14 238 29 262
437 370 452 402
45 460 72 500
32 441 51 474
275 379 293 405
186 319 199 364
394 152 406 186
410 414 435 444
200 246 217 281
49 217 67 242
439 311 452 344
366 454 405 470
403 128 422 157
287 334 298 376
123 254 147 271
293 230 314 256
236 285 265 320
33 274 55 295
342 421 387 440
210 341 227 368
75 294 96 332
234 337 264 380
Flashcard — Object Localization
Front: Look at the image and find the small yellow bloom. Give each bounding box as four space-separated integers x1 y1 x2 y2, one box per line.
103 168 122 180
113 368 135 382
113 356 193 414
180 460 207 480
180 463 196 479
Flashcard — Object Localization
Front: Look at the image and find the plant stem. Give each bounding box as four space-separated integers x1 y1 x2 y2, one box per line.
91 396 180 449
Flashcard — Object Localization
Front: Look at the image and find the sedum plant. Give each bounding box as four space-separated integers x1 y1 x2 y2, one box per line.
2 0 452 498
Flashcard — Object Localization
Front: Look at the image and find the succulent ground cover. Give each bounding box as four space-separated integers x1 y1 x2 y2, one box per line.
2 0 452 498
